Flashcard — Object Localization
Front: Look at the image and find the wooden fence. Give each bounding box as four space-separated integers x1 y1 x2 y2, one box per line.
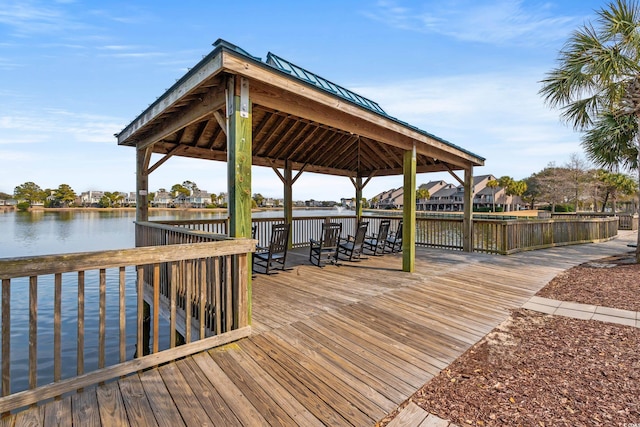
157 214 619 255
552 212 638 231
0 238 253 412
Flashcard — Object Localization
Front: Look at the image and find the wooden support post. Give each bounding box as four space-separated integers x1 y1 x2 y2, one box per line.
136 147 150 231
227 76 252 324
402 145 416 272
463 167 474 252
284 160 293 247
227 77 252 238
355 177 363 221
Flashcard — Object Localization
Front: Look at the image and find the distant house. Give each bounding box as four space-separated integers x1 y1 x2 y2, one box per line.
417 180 450 210
153 190 174 208
79 191 104 207
375 187 404 209
372 174 525 213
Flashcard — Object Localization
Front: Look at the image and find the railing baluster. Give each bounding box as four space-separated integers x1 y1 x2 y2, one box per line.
99 269 106 369
225 255 232 332
136 266 144 359
119 266 126 364
54 273 62 382
29 276 37 390
77 271 84 375
184 260 192 344
170 261 177 348
153 263 160 354
214 257 221 335
2 278 10 397
199 259 206 340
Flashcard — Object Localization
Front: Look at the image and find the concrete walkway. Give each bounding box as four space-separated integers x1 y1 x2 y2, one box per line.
523 295 640 328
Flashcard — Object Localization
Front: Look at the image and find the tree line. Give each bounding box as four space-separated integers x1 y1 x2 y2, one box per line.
2 180 227 210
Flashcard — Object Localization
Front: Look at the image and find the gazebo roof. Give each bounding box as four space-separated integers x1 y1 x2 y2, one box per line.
116 39 484 178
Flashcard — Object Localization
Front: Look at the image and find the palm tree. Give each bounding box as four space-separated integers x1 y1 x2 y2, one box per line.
486 179 499 212
539 0 640 260
416 188 430 210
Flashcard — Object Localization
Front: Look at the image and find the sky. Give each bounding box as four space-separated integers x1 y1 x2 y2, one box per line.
0 0 608 201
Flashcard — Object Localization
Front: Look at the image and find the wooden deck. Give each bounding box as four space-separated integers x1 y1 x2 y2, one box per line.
4 232 636 426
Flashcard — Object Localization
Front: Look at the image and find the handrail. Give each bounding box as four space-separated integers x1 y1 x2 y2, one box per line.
0 239 253 409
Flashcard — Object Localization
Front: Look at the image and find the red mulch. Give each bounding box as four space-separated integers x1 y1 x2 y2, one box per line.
378 252 640 426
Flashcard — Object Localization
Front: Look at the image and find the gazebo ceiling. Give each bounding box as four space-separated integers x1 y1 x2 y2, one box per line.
117 39 484 178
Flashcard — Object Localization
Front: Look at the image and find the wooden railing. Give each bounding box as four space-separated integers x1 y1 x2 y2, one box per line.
154 214 619 256
552 212 638 231
0 238 253 412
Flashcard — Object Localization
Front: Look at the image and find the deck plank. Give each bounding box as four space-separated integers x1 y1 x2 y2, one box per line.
191 350 270 427
209 346 298 427
250 333 375 426
174 357 241 426
13 405 41 427
95 381 129 426
71 387 100 427
238 338 351 426
223 343 324 427
139 369 186 427
260 329 391 419
118 376 158 427
157 362 214 426
42 396 71 427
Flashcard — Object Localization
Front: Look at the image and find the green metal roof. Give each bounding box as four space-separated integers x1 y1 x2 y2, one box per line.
266 52 387 116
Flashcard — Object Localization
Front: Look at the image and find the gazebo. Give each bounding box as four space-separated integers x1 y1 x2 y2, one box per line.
116 39 485 273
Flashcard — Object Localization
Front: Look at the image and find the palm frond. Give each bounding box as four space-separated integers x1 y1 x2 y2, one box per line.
582 112 639 169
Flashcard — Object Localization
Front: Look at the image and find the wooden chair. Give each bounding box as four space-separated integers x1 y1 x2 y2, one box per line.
253 223 290 274
309 222 342 266
338 221 368 261
363 219 390 255
384 220 403 253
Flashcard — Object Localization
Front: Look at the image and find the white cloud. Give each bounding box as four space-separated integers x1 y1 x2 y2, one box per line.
365 0 582 46
0 109 123 145
351 68 582 180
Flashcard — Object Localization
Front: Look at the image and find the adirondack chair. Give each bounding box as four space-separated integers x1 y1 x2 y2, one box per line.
363 219 390 256
384 220 403 253
309 222 342 266
338 221 369 261
253 223 290 274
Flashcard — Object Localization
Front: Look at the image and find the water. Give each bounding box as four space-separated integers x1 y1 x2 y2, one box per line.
0 208 354 392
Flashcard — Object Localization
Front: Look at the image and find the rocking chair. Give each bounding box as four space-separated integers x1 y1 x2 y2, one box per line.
384 220 403 253
309 222 342 266
363 219 390 256
253 223 290 274
338 221 369 261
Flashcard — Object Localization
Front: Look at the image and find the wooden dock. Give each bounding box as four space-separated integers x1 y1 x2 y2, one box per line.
4 232 636 426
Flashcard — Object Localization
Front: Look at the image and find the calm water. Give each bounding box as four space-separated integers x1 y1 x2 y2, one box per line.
0 208 353 392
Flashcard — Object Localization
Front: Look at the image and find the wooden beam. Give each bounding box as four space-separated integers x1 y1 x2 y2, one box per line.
147 145 182 175
213 110 227 135
447 167 465 186
118 54 223 144
136 86 226 150
402 145 416 272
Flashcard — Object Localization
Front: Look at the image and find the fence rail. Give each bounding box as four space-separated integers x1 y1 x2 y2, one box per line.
157 214 619 255
0 238 253 411
551 212 638 231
